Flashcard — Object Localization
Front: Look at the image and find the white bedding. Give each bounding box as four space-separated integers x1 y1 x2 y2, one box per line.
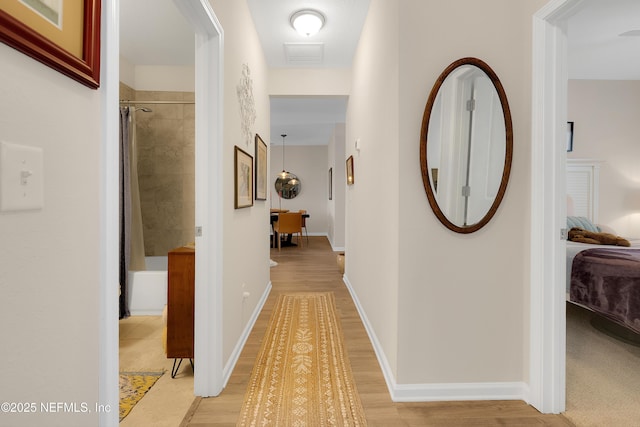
566 239 640 292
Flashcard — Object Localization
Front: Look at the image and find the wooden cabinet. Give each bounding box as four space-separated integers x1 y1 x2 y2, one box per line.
166 246 195 376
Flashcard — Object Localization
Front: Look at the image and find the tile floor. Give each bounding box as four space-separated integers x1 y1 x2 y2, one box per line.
119 315 194 426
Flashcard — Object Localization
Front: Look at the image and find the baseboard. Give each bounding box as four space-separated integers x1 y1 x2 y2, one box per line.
222 281 272 387
342 275 397 397
330 243 345 252
392 381 529 402
129 309 164 316
342 275 529 403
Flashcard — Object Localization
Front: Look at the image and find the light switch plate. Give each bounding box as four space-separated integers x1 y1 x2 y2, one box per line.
0 141 44 212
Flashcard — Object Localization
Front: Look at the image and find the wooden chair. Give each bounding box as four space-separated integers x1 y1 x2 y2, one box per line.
272 212 303 251
299 210 309 245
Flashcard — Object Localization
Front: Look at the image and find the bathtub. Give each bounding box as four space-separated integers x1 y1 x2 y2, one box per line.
128 256 168 315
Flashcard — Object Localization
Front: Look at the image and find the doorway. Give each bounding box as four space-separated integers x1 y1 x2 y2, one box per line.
100 1 224 424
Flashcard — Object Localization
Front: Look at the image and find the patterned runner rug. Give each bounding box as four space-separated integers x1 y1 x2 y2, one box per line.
119 371 163 421
238 292 367 426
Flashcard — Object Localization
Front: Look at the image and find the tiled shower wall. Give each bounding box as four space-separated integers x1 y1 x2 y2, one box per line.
120 83 195 257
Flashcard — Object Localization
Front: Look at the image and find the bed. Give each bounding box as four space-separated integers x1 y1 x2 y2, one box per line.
565 159 640 336
567 236 640 334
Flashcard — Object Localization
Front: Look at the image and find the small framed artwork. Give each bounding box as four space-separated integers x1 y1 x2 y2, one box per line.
234 146 254 209
346 155 354 185
0 0 102 89
254 134 267 200
567 121 574 152
328 167 333 200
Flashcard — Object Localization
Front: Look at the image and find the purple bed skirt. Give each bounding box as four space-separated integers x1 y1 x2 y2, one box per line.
570 248 640 334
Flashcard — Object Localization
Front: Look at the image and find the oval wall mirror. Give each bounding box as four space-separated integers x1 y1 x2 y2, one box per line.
275 172 301 199
420 57 513 233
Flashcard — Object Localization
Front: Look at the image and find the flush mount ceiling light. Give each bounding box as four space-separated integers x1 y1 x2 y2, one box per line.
290 9 325 37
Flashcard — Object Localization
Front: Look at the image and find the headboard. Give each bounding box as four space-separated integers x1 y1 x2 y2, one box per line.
566 159 602 223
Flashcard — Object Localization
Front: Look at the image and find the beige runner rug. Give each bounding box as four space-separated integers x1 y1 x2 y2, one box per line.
238 292 367 426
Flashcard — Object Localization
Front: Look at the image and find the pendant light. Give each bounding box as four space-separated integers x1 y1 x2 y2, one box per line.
275 133 301 200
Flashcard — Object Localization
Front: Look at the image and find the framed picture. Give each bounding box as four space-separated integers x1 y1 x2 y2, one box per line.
254 134 267 200
235 146 254 209
567 121 574 152
0 0 101 89
328 167 333 200
346 155 354 185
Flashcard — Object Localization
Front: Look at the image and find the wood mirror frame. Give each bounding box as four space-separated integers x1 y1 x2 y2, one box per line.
419 57 513 234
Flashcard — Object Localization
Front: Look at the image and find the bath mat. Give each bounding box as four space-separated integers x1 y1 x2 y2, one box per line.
237 292 366 426
119 371 163 421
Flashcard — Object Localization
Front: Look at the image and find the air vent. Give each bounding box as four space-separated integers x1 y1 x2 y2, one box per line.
284 43 324 65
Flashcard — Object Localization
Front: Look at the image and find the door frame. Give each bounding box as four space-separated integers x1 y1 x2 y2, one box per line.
173 0 225 398
530 0 583 414
99 1 224 424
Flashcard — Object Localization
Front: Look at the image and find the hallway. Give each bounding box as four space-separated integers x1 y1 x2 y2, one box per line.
181 236 572 426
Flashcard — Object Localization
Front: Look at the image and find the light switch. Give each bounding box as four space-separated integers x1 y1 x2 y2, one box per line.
0 141 44 212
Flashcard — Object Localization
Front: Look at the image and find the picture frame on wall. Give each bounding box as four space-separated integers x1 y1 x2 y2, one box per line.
346 155 354 185
254 134 267 200
567 121 574 152
0 0 102 89
328 167 333 200
235 146 254 209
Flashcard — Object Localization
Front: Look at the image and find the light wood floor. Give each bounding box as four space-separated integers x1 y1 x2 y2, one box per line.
181 236 573 426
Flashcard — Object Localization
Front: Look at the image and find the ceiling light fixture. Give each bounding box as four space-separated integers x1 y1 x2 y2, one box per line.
290 9 325 37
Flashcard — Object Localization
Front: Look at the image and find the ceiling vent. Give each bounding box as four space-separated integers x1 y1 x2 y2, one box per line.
284 43 324 65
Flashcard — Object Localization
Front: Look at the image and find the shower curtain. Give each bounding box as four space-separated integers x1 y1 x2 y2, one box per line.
119 106 146 319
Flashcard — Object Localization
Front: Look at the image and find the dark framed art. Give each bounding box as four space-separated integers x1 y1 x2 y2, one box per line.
235 146 254 209
328 167 333 200
254 134 267 200
0 0 101 89
567 121 574 152
346 155 354 185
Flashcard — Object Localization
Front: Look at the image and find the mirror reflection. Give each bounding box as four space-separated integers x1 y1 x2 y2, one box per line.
275 172 301 199
420 58 512 233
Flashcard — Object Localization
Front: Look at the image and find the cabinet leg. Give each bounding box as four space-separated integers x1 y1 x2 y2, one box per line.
171 358 195 378
171 358 183 378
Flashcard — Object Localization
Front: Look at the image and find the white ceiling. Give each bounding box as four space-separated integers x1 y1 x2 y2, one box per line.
568 0 640 80
246 0 369 68
119 1 640 146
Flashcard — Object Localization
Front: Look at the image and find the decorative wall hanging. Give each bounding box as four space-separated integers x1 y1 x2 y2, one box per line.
255 134 267 200
567 121 574 152
236 63 256 146
0 0 101 89
346 155 354 185
234 146 254 209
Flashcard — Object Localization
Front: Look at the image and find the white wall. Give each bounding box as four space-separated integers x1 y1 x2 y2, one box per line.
568 79 640 237
0 44 101 426
347 0 546 394
270 145 329 235
346 0 401 379
269 68 351 96
328 124 346 250
119 57 195 92
209 0 271 365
